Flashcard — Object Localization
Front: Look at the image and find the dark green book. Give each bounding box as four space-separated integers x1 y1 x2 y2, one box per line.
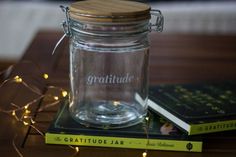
45 102 202 152
148 82 236 135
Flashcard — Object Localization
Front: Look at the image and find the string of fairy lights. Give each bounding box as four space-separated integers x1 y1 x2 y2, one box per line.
0 64 80 156
0 63 149 157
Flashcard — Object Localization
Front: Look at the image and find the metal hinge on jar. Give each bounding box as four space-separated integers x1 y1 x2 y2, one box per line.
150 9 164 32
60 5 71 37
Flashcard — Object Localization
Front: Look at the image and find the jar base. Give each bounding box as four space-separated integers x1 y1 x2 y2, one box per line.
70 100 145 129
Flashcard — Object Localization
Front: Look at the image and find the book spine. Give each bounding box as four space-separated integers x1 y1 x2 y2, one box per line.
190 119 236 135
45 133 202 152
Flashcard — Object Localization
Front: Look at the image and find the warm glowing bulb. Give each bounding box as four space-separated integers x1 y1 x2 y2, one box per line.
24 115 28 119
12 111 16 116
14 75 22 83
113 101 120 106
142 152 147 157
43 73 49 79
54 96 59 100
62 91 68 97
24 105 29 109
25 110 31 114
145 117 149 122
23 121 29 126
30 119 36 124
75 147 79 152
14 75 20 79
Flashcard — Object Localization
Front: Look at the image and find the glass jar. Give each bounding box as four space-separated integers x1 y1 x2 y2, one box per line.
62 0 163 129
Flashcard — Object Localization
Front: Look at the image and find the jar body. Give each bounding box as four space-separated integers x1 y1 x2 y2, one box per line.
69 20 149 128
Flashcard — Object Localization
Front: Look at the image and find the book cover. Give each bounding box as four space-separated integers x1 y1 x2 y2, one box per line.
148 82 236 135
45 102 202 152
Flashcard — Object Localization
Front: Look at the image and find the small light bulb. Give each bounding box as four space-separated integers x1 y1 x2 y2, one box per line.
145 117 149 122
62 91 68 97
30 119 36 124
14 75 20 79
54 96 59 100
75 147 79 152
142 152 147 157
23 121 29 126
24 105 29 109
113 101 120 106
12 111 16 116
14 75 22 83
43 73 49 79
25 110 31 114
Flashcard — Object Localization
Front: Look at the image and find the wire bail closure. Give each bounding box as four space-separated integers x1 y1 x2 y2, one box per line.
60 5 71 37
150 9 164 32
52 5 70 55
52 6 164 55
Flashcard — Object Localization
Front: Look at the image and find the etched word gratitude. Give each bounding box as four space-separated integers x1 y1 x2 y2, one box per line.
86 73 134 85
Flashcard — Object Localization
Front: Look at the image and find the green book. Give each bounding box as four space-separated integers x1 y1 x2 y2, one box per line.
148 82 236 135
45 102 202 152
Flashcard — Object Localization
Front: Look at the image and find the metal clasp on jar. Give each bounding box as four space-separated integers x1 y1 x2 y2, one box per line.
60 5 71 37
149 9 164 32
51 6 70 55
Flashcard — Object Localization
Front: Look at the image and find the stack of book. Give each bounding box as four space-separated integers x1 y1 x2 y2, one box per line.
45 82 236 152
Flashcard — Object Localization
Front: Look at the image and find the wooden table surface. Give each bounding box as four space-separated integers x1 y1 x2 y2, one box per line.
1 31 236 157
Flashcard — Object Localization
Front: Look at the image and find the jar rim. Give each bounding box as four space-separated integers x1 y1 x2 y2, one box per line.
69 19 150 37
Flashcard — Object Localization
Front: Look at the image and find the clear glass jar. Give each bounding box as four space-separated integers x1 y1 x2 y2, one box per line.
63 0 163 129
69 20 149 128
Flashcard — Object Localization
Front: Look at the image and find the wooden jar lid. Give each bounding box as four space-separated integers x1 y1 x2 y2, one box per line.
69 0 151 23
